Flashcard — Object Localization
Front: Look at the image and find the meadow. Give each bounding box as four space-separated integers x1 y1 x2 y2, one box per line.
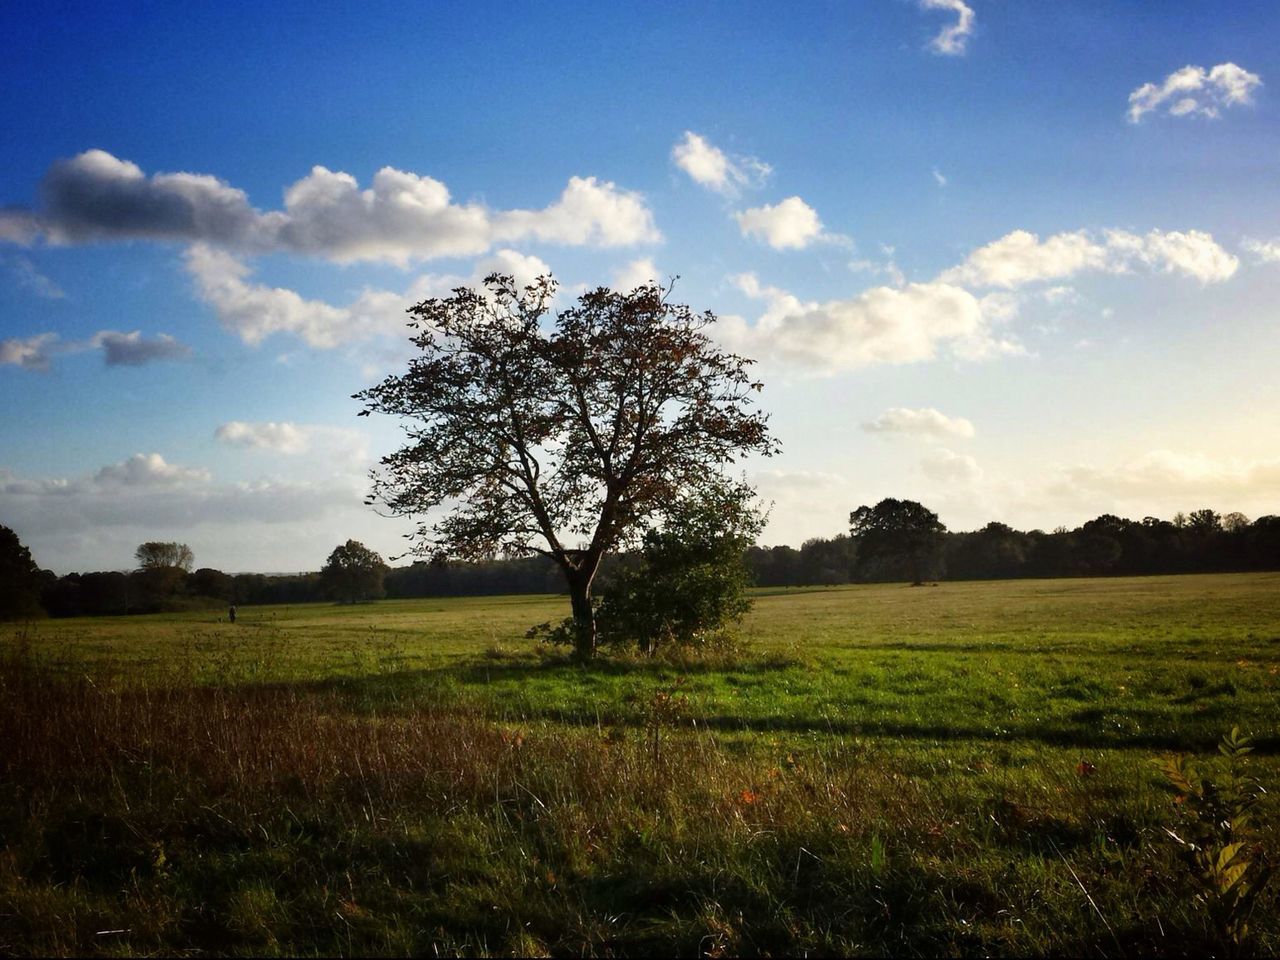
2 572 1278 956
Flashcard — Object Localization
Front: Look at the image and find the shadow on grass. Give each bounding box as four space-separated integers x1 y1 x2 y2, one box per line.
250 656 1280 756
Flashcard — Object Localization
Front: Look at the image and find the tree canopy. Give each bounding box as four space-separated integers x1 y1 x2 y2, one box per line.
135 541 194 572
849 498 947 584
0 525 46 620
357 274 776 659
320 539 388 603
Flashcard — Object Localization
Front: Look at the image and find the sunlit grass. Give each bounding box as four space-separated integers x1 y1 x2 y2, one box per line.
2 572 1277 955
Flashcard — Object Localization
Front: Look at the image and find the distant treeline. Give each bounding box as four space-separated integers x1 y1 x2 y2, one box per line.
22 507 1280 618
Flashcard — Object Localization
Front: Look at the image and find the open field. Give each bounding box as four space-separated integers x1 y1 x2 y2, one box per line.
3 573 1278 956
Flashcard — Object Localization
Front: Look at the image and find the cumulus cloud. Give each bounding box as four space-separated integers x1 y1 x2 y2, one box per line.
215 421 310 454
719 272 1018 375
0 333 60 371
212 421 370 466
186 244 406 347
1127 63 1262 123
186 244 553 349
92 330 191 366
92 452 210 487
863 407 975 440
920 448 982 483
920 0 975 56
491 176 660 250
0 150 659 265
1 329 190 370
940 228 1238 288
1105 229 1240 284
472 248 557 290
613 257 660 291
1241 237 1280 264
671 131 772 196
734 197 843 250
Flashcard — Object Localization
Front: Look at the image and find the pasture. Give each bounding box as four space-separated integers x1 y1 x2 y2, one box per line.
2 573 1278 956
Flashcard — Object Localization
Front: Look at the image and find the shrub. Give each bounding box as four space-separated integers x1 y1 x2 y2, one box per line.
530 479 764 656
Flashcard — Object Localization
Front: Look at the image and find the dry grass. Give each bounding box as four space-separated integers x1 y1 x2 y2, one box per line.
2 633 1276 957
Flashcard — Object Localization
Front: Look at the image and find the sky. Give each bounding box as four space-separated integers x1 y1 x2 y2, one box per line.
2 0 1279 574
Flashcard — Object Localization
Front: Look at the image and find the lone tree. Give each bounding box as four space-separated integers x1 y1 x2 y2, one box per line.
849 498 946 585
320 539 388 603
135 541 194 572
357 275 776 660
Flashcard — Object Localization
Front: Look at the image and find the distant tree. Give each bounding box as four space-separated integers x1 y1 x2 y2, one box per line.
797 535 858 585
1221 512 1250 534
849 499 946 584
947 521 1030 579
320 540 388 603
592 479 764 656
135 541 194 572
0 525 46 620
190 567 234 601
1188 509 1222 535
356 275 776 660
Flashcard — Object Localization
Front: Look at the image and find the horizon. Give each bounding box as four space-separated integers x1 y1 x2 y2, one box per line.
3 1 1279 574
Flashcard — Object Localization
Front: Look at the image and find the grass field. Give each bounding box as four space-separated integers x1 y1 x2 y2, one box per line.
2 573 1278 956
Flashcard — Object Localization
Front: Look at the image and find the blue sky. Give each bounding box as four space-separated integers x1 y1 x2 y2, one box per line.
2 0 1278 573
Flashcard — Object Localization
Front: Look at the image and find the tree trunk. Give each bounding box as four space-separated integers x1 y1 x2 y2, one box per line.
567 573 597 661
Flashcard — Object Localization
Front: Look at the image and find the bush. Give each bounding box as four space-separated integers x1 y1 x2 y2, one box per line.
532 480 764 656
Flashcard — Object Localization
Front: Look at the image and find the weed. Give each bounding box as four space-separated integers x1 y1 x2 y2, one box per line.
1157 727 1274 954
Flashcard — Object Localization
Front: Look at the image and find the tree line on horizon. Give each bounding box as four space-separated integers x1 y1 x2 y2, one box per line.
4 503 1278 621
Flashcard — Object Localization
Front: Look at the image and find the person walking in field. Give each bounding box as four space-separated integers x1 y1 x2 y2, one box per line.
228 604 237 624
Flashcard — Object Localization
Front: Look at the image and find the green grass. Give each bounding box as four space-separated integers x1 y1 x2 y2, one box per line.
2 572 1278 956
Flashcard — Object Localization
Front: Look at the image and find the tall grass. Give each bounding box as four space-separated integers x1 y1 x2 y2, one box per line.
2 636 1275 957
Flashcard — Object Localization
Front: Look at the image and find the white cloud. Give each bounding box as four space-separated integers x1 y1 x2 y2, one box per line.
186 243 554 350
0 150 659 265
215 421 311 454
614 257 660 291
212 422 370 467
734 196 838 250
720 272 1018 374
92 453 210 488
849 252 906 287
941 230 1107 288
0 333 59 371
920 0 975 56
491 176 660 250
1127 62 1262 123
1106 229 1239 283
187 245 356 347
671 131 772 196
1241 237 1280 264
932 168 948 187
863 407 975 440
472 248 556 289
941 227 1238 288
1 452 393 572
921 448 982 483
